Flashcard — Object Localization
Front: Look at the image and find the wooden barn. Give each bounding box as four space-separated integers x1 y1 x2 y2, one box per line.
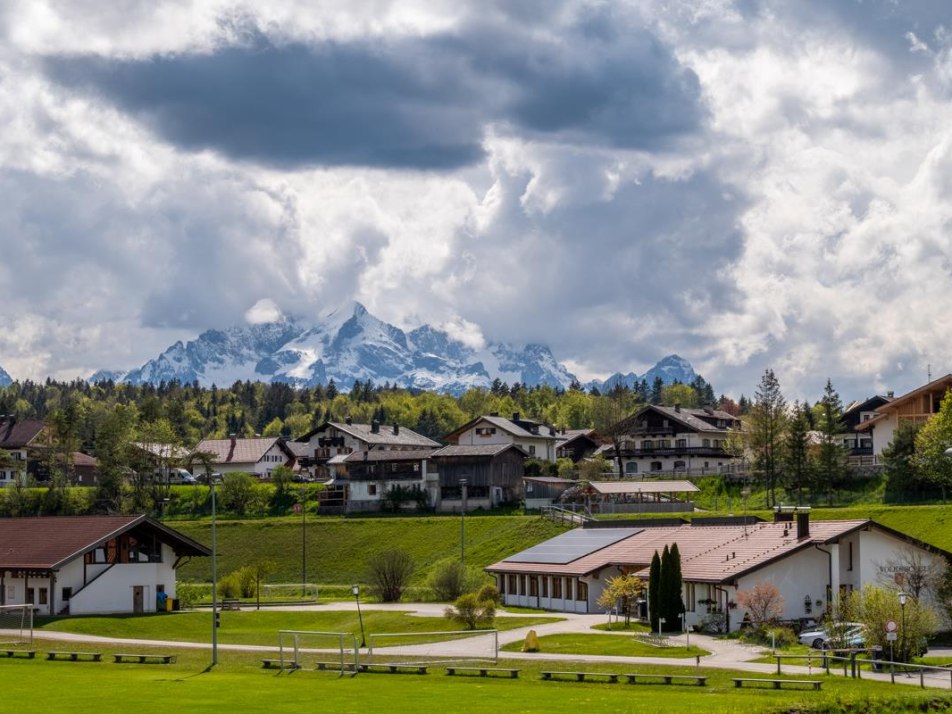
430 444 527 511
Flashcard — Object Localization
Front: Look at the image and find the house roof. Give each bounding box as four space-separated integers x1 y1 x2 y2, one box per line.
444 414 559 443
524 477 576 486
193 436 286 465
0 418 45 449
431 443 528 458
487 519 916 584
344 449 434 463
587 480 699 495
615 405 739 435
131 442 191 461
296 422 440 449
0 515 210 570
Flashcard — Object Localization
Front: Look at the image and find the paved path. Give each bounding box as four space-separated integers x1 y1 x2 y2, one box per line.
31 602 952 690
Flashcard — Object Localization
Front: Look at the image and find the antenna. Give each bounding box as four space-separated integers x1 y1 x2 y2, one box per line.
928 364 932 382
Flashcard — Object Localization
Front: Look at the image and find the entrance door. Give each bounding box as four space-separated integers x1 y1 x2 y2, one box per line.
132 586 144 614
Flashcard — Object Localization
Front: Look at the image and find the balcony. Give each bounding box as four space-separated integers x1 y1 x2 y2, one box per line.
617 446 730 458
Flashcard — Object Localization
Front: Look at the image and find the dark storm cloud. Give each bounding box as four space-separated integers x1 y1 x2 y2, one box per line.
42 13 705 170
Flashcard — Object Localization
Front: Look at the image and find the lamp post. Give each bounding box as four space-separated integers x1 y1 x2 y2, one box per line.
299 488 307 597
459 478 468 569
352 584 366 648
899 590 907 662
210 473 219 666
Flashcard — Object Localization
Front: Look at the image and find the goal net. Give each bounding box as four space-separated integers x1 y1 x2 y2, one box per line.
0 604 33 646
277 630 359 674
366 629 498 666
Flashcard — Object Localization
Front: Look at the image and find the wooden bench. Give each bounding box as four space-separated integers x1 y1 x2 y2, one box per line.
733 678 822 691
445 666 520 678
47 651 102 662
262 659 300 670
624 673 707 686
315 661 357 671
541 671 620 683
221 599 241 611
112 653 176 664
359 663 428 675
1 650 36 659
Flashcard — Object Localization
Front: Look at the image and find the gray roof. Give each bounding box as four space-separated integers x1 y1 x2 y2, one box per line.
637 405 738 433
344 449 435 463
431 444 528 458
326 422 440 449
477 415 559 441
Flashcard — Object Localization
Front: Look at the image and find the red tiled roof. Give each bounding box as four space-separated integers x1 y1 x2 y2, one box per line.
487 520 871 583
0 515 210 570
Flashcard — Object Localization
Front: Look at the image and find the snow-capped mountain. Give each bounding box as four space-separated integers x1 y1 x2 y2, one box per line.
590 354 698 391
0 364 12 387
89 302 700 395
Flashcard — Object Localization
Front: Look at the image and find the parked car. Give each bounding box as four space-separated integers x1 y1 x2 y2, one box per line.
798 622 865 649
167 468 197 484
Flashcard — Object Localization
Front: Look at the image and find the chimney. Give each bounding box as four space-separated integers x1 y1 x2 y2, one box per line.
797 508 811 540
674 403 681 412
229 433 237 446
345 417 352 425
512 412 520 421
392 423 399 436
773 506 793 523
886 391 894 399
371 420 379 434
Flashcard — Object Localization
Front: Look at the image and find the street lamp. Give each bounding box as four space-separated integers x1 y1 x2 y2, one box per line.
899 590 907 661
352 584 366 648
459 478 468 569
210 473 221 666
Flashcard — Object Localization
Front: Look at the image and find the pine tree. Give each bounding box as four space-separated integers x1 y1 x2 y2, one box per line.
648 550 661 631
748 369 787 507
815 379 849 505
784 400 813 504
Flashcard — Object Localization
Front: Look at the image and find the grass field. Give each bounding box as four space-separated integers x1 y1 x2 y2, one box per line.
38 610 563 646
0 644 948 713
499 633 710 658
172 514 567 586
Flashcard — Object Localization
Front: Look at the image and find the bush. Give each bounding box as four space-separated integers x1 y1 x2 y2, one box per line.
218 565 256 599
740 625 797 649
367 549 414 602
476 584 501 605
444 592 496 630
427 559 486 601
176 582 206 609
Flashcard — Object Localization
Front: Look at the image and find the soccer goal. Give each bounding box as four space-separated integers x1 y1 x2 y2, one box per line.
0 604 33 646
366 629 499 666
277 630 359 674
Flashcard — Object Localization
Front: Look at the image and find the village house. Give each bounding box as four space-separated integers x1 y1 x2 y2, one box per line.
192 435 296 478
486 507 950 630
840 395 892 465
430 443 527 511
856 375 952 457
555 428 602 462
444 412 560 463
0 515 209 616
606 404 742 477
336 449 433 513
0 416 46 488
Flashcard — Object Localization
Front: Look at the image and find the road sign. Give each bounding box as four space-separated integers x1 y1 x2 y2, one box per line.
885 620 898 633
292 503 303 514
886 632 898 641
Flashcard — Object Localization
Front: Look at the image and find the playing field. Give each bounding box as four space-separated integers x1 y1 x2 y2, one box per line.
0 645 948 713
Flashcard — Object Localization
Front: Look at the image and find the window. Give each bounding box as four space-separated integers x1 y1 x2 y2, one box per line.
541 577 548 598
552 578 563 599
702 439 710 447
507 575 516 594
475 427 497 436
848 542 853 572
624 462 638 474
38 588 48 606
367 484 377 496
642 440 653 450
26 588 34 604
658 440 670 449
673 461 686 471
676 439 687 449
529 577 538 597
577 581 588 601
685 582 696 612
528 445 536 456
650 461 663 472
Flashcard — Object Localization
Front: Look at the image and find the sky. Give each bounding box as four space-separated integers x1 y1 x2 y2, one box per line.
2 0 952 403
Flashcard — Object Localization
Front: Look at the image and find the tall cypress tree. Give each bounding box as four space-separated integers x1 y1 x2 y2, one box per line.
648 550 661 631
666 543 684 632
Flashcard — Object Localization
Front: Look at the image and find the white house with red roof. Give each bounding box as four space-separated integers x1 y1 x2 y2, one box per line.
0 515 209 616
486 508 950 630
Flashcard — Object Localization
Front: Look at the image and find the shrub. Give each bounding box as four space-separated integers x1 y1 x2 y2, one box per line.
176 582 205 609
218 565 256 599
428 559 485 601
476 584 501 605
444 592 496 630
367 549 414 602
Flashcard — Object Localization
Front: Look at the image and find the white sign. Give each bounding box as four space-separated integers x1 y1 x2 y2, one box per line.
886 632 898 642
885 620 898 633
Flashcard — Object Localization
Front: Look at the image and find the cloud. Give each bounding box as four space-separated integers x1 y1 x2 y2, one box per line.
41 8 705 170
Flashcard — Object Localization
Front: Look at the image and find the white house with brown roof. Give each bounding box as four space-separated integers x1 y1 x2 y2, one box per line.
486 508 950 629
444 412 559 462
0 515 209 616
607 404 742 477
192 435 295 478
856 375 952 457
0 416 46 487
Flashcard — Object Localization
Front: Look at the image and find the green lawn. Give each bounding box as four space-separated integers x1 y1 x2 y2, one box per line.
172 515 567 585
500 633 709 658
38 610 562 647
0 647 947 713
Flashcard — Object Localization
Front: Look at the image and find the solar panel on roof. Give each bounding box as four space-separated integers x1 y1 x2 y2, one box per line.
506 528 640 564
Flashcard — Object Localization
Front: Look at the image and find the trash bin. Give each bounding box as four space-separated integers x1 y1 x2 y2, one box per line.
166 597 174 612
171 598 179 611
